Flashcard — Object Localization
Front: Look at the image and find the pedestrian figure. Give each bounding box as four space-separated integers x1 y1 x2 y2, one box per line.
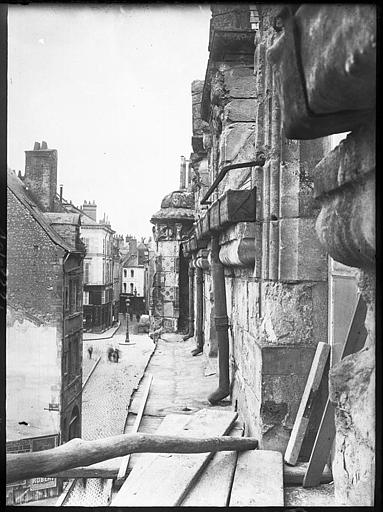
136 314 141 323
107 346 114 362
87 345 93 359
114 347 120 363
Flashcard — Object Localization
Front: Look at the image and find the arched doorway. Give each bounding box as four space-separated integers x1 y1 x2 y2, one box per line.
68 405 80 440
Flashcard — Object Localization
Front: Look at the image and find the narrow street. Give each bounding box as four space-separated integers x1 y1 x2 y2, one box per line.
81 316 155 440
57 317 155 506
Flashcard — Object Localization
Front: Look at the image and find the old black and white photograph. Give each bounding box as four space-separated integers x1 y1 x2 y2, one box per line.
4 3 377 508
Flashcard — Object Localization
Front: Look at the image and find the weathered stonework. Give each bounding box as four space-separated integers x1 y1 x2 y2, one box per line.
269 4 376 505
192 5 330 454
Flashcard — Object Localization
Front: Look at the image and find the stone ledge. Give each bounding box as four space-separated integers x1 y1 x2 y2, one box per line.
314 123 375 198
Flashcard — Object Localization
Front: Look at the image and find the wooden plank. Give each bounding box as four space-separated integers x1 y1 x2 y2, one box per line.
111 409 239 507
302 399 336 487
284 342 330 465
181 421 244 507
229 450 284 506
116 374 153 484
303 294 367 487
121 413 191 484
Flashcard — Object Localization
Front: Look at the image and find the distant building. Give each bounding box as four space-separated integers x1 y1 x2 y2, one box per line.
119 236 154 317
80 202 115 332
6 143 84 505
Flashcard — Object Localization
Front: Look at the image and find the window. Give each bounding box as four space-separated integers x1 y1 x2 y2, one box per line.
83 291 89 305
130 283 134 294
131 270 134 278
84 262 90 284
65 286 69 311
124 269 127 278
69 279 78 314
123 283 127 293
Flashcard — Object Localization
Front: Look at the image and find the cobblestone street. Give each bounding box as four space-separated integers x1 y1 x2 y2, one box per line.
81 318 155 440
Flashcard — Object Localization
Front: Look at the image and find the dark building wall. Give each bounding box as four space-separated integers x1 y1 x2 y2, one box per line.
7 186 83 445
24 146 58 212
7 189 65 323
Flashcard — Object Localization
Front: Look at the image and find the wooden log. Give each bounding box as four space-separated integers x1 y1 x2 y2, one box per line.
284 462 332 485
116 374 153 484
284 342 330 465
49 451 334 484
7 432 258 484
51 415 195 479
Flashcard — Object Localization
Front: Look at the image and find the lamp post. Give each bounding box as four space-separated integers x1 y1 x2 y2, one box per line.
119 297 136 346
125 298 130 342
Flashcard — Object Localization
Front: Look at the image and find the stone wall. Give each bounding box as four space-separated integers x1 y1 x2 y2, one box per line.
197 5 329 452
267 4 376 504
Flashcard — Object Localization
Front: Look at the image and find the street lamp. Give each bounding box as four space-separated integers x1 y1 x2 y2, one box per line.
125 298 130 342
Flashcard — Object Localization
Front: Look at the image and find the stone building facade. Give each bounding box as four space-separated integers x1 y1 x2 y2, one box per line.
79 203 115 332
152 4 376 506
6 156 84 504
150 159 195 333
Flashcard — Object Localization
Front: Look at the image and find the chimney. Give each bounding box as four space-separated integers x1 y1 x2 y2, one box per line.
24 141 57 211
186 159 193 188
179 155 186 190
59 184 63 203
82 200 97 221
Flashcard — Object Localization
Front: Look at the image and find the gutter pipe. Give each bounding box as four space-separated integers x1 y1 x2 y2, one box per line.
191 265 204 356
183 261 195 341
200 151 266 205
207 235 230 404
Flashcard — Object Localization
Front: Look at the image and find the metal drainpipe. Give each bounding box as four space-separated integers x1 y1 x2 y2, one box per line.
183 260 195 341
191 265 204 356
208 235 230 404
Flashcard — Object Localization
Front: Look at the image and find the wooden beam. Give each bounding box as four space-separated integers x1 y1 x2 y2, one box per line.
112 409 240 507
116 374 152 484
302 294 367 487
7 430 257 484
284 342 330 466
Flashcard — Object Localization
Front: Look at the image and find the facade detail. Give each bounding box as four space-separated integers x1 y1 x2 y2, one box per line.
79 202 116 332
150 163 195 333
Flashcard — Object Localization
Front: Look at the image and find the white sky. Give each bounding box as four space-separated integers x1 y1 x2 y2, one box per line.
7 3 210 239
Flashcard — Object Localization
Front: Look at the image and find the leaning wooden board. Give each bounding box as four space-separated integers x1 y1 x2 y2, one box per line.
180 421 244 507
303 295 367 487
112 408 238 507
284 342 330 465
230 449 284 506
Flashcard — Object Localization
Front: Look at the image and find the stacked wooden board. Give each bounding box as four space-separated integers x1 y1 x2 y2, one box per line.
112 408 284 507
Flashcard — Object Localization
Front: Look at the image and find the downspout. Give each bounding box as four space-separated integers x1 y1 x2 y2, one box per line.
183 260 195 341
191 265 204 356
208 235 230 404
